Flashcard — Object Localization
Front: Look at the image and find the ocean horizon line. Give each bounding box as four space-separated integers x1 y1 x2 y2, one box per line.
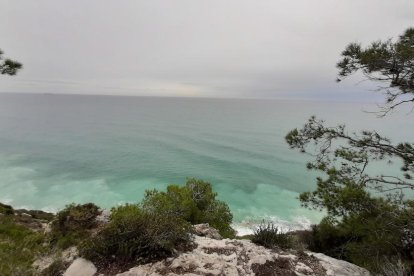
0 91 379 105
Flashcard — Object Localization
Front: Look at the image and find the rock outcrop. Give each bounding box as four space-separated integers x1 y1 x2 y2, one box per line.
33 246 79 273
55 224 370 276
193 223 222 240
63 258 97 276
312 253 371 276
114 226 370 276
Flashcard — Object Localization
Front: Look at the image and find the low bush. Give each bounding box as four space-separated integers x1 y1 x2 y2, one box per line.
15 208 55 221
300 218 351 259
80 204 192 268
40 259 68 276
0 216 47 275
299 200 414 274
376 258 413 276
0 202 13 215
50 203 100 248
252 221 293 249
142 178 236 238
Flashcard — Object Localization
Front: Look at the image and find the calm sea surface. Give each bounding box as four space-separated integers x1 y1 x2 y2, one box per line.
0 93 412 233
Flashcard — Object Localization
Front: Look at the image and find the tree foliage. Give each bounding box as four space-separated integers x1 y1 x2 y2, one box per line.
286 117 414 271
287 27 414 273
142 178 235 238
337 27 414 115
0 49 22 76
286 116 413 217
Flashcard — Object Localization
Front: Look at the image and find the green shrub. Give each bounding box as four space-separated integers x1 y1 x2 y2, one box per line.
15 209 55 221
0 217 47 276
51 203 100 248
300 200 414 273
302 218 351 259
142 178 235 238
143 185 197 221
40 259 67 276
252 221 293 249
80 204 192 268
0 202 13 215
376 258 412 276
52 203 100 232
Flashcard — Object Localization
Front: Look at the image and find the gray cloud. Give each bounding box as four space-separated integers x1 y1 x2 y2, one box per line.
0 0 413 100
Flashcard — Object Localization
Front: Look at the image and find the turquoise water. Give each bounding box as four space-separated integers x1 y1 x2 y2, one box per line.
0 93 412 234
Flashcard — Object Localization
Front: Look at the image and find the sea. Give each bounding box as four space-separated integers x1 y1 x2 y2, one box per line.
0 93 412 235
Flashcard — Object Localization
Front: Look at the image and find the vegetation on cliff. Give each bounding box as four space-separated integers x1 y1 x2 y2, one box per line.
286 27 414 274
0 204 51 275
50 203 101 249
0 179 235 275
142 178 235 238
80 204 192 272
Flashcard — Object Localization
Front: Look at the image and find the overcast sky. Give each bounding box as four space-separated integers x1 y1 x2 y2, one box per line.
1 0 413 100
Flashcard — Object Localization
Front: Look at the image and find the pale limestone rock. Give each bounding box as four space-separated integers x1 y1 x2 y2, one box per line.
116 234 371 276
42 222 52 234
62 246 79 263
295 261 314 275
63 258 97 276
33 255 55 273
41 222 52 233
96 209 111 223
311 253 371 276
193 223 222 240
34 228 369 276
32 246 79 273
118 236 303 276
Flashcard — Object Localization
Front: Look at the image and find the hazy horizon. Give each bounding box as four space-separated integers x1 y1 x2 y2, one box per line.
0 91 390 105
1 1 413 103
